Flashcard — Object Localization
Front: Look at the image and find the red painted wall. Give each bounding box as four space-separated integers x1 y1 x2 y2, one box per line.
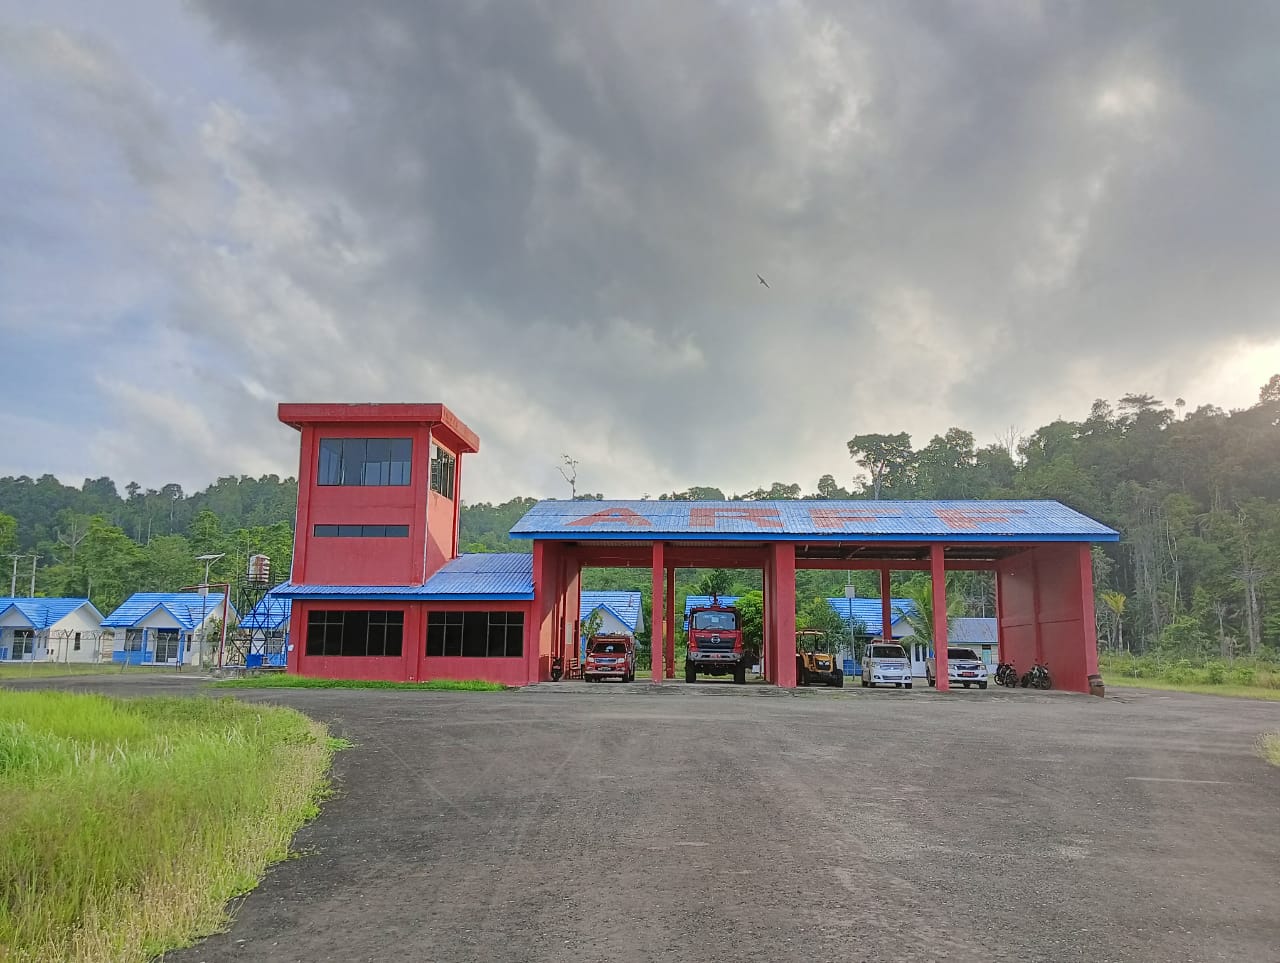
293 423 432 586
997 544 1099 693
286 600 536 684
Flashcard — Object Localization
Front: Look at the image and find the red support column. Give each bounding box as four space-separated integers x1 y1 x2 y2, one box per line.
1031 552 1045 665
995 566 1006 666
931 544 950 692
665 566 676 679
880 568 893 644
1078 544 1100 679
773 543 797 687
762 559 773 682
651 542 665 683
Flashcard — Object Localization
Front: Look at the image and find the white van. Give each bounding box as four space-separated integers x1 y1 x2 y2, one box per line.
861 642 913 689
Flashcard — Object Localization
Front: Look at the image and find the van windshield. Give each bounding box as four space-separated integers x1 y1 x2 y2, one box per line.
590 642 627 654
869 645 907 659
692 611 737 631
948 648 980 661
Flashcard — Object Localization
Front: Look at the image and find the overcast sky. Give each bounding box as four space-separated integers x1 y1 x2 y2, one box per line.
2 0 1278 503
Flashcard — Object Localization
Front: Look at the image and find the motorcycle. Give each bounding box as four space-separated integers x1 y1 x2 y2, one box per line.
1020 662 1052 689
550 655 565 682
995 662 1019 687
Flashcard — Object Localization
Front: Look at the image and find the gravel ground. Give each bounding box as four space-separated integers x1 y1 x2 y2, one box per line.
7 674 1279 963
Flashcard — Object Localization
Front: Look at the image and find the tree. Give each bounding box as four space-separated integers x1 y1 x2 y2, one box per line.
694 569 734 597
1258 374 1280 404
897 578 965 649
557 455 579 499
797 596 852 652
847 432 914 499
0 512 15 555
1100 590 1127 652
813 475 851 499
735 591 764 653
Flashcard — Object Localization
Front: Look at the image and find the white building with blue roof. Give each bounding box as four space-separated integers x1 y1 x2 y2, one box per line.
580 591 644 641
102 592 237 666
0 598 105 663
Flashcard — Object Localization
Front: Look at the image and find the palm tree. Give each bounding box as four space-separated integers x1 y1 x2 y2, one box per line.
896 578 965 653
1100 591 1126 652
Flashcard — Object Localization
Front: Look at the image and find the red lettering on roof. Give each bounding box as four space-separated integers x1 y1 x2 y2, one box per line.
689 507 783 529
567 507 653 528
935 508 1025 530
809 508 903 529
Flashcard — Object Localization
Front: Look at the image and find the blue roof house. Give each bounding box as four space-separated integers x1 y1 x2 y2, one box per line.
0 598 105 663
102 592 237 666
580 591 644 644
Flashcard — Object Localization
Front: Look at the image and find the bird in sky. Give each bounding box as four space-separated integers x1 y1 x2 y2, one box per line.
756 273 770 288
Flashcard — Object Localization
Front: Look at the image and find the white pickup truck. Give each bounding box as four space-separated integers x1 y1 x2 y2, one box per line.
861 643 913 689
926 646 989 689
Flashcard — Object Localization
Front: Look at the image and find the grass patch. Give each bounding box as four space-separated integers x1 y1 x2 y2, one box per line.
212 674 506 691
1260 734 1280 767
0 691 337 962
1104 675 1280 702
0 663 178 679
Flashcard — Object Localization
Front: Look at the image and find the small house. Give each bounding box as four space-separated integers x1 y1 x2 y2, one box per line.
102 592 237 666
0 598 105 663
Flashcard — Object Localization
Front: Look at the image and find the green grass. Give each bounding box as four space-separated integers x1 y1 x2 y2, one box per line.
1104 675 1280 702
1260 734 1280 767
0 663 178 679
0 691 337 962
211 674 506 691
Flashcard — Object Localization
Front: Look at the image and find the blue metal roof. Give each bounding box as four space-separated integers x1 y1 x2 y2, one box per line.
102 593 231 629
239 592 292 632
0 598 101 629
271 553 535 601
580 591 642 632
825 597 918 638
949 618 998 645
510 499 1118 542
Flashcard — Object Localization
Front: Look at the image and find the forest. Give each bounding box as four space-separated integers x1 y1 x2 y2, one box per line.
1 377 1277 661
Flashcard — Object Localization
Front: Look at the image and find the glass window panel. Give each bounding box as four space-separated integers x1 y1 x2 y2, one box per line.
462 613 487 657
314 525 339 537
338 525 363 537
361 525 386 537
389 438 412 485
363 439 391 485
385 525 409 538
318 439 343 485
340 439 366 485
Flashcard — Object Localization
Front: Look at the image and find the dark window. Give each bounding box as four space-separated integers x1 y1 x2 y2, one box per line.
426 611 523 658
11 629 34 658
153 629 181 663
429 444 456 500
73 632 81 651
305 610 404 657
313 524 411 538
124 629 145 652
317 437 411 486
691 610 737 631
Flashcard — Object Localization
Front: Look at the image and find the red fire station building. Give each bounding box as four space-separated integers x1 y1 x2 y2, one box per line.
275 403 1118 693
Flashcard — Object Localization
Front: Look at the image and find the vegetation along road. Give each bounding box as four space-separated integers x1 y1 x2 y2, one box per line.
6 674 1278 963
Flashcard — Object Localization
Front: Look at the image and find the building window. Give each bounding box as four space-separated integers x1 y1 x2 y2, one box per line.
124 629 145 652
153 629 181 663
11 629 34 658
305 610 404 658
313 524 411 538
426 611 524 658
74 632 81 651
429 444 456 500
317 438 412 487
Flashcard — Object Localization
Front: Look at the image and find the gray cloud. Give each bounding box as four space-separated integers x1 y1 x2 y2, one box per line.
1 1 1278 500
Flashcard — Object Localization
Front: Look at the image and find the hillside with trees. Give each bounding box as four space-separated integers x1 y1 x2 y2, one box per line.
1 378 1277 660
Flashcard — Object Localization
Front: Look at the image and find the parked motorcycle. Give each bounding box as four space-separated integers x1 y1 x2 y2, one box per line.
1020 662 1052 689
550 655 565 682
995 662 1019 687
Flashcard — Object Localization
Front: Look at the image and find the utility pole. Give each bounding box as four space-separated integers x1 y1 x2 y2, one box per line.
7 555 17 597
29 555 39 596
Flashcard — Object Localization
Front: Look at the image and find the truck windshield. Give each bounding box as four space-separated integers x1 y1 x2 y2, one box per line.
590 642 627 654
948 648 980 661
869 645 907 659
692 611 737 631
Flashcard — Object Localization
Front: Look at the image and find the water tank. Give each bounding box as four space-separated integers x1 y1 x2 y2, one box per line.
247 554 271 583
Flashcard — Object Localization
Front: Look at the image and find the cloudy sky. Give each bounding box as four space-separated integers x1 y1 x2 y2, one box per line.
1 0 1278 503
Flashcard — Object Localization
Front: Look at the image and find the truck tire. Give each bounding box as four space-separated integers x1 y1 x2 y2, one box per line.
927 674 935 687
979 681 987 689
832 669 844 689
734 665 747 685
905 682 913 689
685 663 696 684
